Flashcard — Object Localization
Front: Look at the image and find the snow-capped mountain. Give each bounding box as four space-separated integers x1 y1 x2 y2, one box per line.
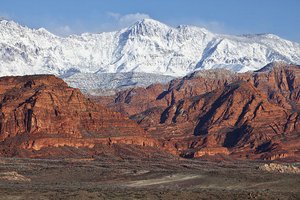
1 18 300 78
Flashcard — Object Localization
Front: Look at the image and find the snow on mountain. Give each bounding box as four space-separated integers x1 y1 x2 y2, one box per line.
1 18 300 95
1 18 299 78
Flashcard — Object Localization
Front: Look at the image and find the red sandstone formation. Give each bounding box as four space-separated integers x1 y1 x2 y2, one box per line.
1 62 299 161
99 63 300 161
0 75 160 158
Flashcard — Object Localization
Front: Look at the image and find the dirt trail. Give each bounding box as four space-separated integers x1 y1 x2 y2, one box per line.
127 174 201 187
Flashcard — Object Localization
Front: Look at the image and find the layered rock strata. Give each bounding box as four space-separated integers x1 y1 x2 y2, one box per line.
99 63 300 161
0 75 159 158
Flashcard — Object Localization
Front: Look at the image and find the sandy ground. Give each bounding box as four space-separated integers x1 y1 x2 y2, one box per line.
0 157 299 199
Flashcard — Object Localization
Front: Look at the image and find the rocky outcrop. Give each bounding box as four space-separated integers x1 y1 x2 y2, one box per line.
0 75 160 158
99 63 300 161
259 163 300 174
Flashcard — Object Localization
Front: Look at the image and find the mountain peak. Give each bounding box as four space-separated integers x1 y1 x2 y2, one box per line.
135 18 168 26
35 27 56 37
126 18 171 36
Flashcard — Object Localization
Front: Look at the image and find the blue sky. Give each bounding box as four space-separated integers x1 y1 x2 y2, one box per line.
1 0 299 42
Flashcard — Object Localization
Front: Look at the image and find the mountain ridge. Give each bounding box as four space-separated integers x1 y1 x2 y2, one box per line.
0 18 299 78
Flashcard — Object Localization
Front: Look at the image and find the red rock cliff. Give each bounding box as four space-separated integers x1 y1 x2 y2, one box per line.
99 63 300 161
0 75 159 158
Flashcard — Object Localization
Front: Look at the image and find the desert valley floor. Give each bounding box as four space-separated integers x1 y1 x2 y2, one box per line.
0 157 299 200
